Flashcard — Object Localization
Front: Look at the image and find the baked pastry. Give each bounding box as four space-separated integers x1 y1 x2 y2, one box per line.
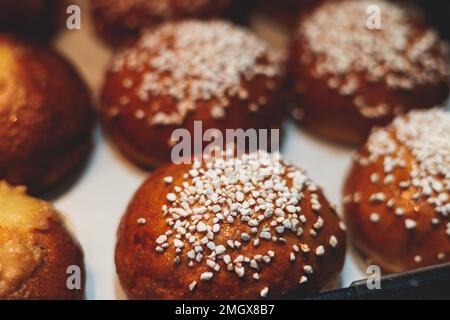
343 109 450 273
0 36 94 193
101 20 285 168
0 0 63 41
0 182 85 299
90 0 231 46
116 150 346 299
289 0 449 144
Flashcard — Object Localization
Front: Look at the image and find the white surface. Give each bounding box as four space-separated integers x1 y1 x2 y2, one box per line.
50 0 375 300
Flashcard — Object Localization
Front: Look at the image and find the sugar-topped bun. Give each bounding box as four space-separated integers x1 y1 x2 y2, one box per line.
344 109 450 272
116 151 346 299
90 0 231 46
0 0 62 41
0 182 85 299
0 36 94 193
101 20 285 168
290 0 449 144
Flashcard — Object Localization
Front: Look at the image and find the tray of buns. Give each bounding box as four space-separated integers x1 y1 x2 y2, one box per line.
0 0 449 300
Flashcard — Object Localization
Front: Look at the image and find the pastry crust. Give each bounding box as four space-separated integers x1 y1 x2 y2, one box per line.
0 36 94 193
343 109 450 272
289 0 449 145
116 151 346 299
0 182 85 300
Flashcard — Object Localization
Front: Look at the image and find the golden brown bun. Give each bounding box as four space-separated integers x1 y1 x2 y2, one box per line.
0 35 94 193
289 0 449 145
116 151 346 299
101 20 285 168
90 0 231 46
0 0 63 42
0 182 85 300
343 109 450 273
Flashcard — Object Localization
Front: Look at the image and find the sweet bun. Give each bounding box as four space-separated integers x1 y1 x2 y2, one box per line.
0 0 63 41
116 151 346 299
0 36 94 193
343 109 450 273
289 0 449 144
90 0 231 46
101 20 285 168
0 182 85 300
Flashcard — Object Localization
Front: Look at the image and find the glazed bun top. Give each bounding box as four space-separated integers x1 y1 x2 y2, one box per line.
0 182 55 297
0 181 85 300
92 0 230 20
353 109 450 230
143 151 345 297
0 35 94 192
107 20 283 126
0 35 92 147
296 0 449 118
